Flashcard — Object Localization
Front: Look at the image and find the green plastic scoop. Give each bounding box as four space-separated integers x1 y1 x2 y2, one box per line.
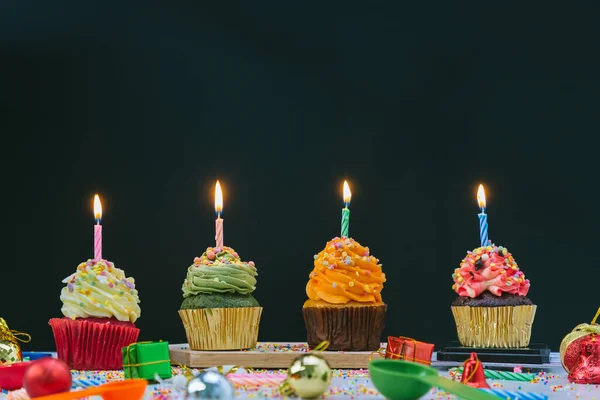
369 359 499 400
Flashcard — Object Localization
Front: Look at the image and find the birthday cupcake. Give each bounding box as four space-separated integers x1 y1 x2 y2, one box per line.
49 259 141 370
451 244 536 348
303 237 386 351
179 246 262 350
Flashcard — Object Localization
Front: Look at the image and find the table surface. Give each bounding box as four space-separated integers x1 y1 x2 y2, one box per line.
2 352 599 399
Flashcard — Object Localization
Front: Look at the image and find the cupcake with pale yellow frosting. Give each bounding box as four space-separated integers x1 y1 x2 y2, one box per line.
179 246 262 350
303 237 386 351
49 259 141 370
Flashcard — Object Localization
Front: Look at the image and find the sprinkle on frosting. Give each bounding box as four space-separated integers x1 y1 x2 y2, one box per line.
452 245 530 298
182 246 258 297
60 259 141 323
306 237 385 304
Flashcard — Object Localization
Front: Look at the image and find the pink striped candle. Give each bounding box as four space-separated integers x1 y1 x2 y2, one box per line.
215 217 223 248
93 194 102 261
228 373 287 387
215 181 224 248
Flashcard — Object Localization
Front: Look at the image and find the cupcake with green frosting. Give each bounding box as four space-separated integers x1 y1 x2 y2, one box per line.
179 246 262 350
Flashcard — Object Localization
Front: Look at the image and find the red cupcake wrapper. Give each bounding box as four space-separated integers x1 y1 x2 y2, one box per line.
49 317 140 370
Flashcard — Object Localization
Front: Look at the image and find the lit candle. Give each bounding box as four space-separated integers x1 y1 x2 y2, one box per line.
477 184 489 248
341 181 351 238
215 181 224 249
93 194 102 261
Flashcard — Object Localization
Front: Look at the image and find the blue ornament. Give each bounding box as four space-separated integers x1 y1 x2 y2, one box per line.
186 371 234 399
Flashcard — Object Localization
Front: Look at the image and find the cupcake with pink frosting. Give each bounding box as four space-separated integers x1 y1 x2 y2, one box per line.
451 244 536 348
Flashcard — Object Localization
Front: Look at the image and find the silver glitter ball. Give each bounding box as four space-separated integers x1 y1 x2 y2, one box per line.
186 371 234 399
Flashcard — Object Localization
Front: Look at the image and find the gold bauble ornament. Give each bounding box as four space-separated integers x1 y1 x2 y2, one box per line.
0 341 21 365
280 341 332 399
285 354 332 399
560 308 600 373
0 318 30 365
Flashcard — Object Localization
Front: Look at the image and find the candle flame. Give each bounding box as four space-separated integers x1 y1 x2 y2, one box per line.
215 181 223 215
343 180 352 206
477 184 486 210
93 194 102 222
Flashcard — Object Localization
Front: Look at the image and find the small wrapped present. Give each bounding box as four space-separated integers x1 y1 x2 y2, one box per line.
385 336 434 366
122 341 172 380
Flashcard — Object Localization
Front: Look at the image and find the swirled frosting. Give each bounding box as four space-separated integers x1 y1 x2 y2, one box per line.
60 259 141 323
182 246 257 297
306 237 386 304
452 245 530 298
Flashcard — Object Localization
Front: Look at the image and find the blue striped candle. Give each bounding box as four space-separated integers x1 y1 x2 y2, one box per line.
478 211 488 247
72 378 104 389
477 184 489 247
482 389 548 400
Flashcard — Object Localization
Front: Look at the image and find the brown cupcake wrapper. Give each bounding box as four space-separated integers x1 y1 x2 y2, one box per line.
303 304 386 351
451 305 536 348
49 317 140 370
179 307 262 350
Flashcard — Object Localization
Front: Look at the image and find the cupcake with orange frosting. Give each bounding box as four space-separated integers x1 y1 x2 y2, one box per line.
451 244 536 348
303 237 386 351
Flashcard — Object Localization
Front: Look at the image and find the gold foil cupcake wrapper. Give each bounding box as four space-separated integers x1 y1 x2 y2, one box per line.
179 307 262 350
451 305 536 348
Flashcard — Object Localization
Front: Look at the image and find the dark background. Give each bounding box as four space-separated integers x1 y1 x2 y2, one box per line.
2 2 599 352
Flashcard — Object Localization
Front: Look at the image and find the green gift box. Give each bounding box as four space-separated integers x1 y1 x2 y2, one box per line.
122 341 172 380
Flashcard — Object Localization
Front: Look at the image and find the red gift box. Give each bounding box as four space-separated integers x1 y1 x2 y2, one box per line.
385 336 434 366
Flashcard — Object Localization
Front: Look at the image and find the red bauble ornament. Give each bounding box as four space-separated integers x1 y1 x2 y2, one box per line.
560 308 600 373
563 335 590 372
461 352 490 389
569 335 600 384
23 357 72 398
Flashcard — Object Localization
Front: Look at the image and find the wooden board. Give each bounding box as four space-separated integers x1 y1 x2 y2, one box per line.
169 342 384 369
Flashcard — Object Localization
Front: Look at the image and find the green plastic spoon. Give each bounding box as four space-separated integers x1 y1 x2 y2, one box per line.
369 359 500 400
